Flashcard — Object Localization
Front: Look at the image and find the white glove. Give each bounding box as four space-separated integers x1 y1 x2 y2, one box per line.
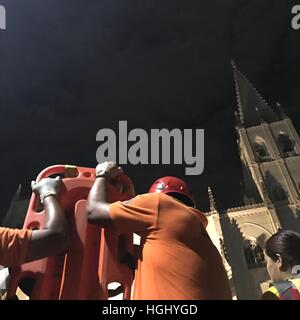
31 176 62 203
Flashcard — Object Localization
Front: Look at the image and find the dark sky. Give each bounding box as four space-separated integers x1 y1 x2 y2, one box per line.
0 0 299 222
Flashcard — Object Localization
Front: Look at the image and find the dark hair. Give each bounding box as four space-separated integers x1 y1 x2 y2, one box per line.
167 192 195 207
265 230 300 271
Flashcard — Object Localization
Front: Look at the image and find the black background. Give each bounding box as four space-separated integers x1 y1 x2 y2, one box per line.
0 0 299 222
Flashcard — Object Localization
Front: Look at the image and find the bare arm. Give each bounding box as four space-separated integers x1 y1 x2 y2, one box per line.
25 195 69 262
87 162 123 227
24 177 69 263
86 177 111 227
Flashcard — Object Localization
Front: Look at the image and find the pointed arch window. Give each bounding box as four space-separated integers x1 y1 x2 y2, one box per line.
253 137 271 162
244 239 265 269
278 132 296 157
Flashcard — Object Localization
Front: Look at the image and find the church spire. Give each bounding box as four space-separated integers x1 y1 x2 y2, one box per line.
231 60 280 127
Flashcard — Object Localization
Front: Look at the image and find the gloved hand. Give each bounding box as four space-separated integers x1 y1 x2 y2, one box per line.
96 161 123 180
31 176 62 204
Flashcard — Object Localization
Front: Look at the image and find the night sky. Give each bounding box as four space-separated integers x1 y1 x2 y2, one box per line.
0 0 299 223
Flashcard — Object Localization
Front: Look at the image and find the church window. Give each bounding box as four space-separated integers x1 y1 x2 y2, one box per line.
278 132 296 157
254 141 271 162
244 239 265 269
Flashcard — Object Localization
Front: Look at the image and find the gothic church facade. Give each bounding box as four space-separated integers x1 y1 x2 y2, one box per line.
206 63 300 299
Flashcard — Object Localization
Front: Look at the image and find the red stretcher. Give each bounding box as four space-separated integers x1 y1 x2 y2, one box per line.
7 165 135 300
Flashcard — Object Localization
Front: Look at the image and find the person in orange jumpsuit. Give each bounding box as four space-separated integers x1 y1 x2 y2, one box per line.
87 161 232 300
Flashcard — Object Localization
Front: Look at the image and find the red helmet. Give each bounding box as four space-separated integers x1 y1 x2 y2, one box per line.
149 176 195 206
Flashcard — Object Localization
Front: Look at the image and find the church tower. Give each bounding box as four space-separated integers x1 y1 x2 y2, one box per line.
233 61 300 231
206 61 300 299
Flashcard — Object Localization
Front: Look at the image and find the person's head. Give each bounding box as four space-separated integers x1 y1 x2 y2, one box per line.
148 176 195 207
264 230 300 282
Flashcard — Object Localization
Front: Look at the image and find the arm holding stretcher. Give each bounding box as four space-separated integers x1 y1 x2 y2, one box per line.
26 177 69 262
86 161 125 228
